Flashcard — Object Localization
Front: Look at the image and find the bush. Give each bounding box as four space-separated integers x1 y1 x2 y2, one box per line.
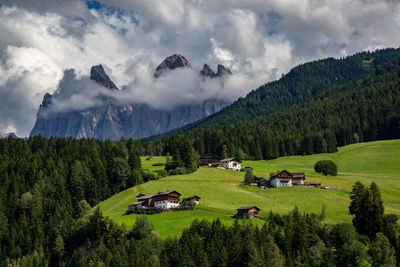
244 169 254 184
314 160 337 176
157 169 168 178
142 171 157 182
152 163 165 166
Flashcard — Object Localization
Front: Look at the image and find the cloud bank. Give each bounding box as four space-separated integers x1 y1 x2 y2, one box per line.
0 0 400 136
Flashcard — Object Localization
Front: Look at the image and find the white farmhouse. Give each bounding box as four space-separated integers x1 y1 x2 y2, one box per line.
220 157 242 171
129 190 181 211
269 170 306 188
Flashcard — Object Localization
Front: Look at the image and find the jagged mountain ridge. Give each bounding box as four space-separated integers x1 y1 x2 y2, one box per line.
0 131 17 138
30 55 231 140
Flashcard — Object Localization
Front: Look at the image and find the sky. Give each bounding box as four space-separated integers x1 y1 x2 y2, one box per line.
0 0 399 137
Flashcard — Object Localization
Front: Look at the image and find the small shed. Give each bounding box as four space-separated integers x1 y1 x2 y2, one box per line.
182 195 201 205
129 201 145 212
236 206 261 219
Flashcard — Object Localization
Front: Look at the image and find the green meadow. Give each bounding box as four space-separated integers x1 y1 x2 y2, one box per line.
140 156 166 175
97 139 400 238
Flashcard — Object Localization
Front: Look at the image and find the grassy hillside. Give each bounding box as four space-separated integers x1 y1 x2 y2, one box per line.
96 139 400 238
140 156 166 175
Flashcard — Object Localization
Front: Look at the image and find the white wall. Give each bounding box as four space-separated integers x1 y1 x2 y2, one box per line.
155 200 179 210
270 178 292 188
222 161 241 171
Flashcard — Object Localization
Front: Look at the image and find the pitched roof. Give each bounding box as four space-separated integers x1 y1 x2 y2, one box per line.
269 170 305 180
292 173 305 179
237 206 261 211
183 195 201 200
269 170 292 179
137 190 181 200
220 157 242 163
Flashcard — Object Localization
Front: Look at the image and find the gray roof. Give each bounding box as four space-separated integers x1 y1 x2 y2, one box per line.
237 206 261 211
220 157 242 163
183 195 201 201
137 190 181 200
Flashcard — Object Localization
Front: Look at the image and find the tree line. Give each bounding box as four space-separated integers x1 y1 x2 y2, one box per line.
4 181 398 267
141 53 400 160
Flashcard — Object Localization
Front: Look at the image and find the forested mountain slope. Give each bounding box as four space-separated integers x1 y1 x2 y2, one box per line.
175 54 400 159
182 48 400 130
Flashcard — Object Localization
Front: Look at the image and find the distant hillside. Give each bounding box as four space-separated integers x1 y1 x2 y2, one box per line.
181 48 400 131
182 55 400 159
96 139 400 238
144 50 400 161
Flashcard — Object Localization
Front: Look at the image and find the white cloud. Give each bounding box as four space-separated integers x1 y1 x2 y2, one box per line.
0 0 399 137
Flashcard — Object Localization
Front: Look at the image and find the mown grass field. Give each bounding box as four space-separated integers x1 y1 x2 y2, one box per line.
140 156 166 175
96 139 400 238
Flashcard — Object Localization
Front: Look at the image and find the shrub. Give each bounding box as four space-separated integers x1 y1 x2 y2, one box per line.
244 169 254 184
157 169 168 178
142 171 157 182
314 160 338 176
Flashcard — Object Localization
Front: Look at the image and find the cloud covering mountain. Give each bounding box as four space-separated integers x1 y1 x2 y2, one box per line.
0 0 400 136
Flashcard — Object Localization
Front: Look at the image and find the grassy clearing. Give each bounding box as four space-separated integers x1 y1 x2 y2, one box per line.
97 139 400 238
140 156 166 175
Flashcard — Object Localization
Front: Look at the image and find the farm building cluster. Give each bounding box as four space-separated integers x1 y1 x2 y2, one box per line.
250 170 321 188
129 190 200 212
199 154 242 171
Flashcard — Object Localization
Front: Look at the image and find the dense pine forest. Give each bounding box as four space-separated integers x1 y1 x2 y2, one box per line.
147 49 400 160
182 48 400 130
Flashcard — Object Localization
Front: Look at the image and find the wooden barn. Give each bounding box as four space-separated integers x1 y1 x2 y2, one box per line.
236 206 261 219
199 153 221 167
181 195 201 205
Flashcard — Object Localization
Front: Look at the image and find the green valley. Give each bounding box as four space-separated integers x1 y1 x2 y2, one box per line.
97 139 400 238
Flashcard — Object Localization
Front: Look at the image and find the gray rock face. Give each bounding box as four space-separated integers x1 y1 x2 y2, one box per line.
201 64 232 78
217 64 232 76
30 99 228 140
154 54 191 78
30 55 231 140
90 65 118 90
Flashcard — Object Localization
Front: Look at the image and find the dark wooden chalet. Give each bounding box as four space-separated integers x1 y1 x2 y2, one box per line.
291 172 306 185
199 153 221 167
181 195 201 205
257 178 269 188
236 206 261 219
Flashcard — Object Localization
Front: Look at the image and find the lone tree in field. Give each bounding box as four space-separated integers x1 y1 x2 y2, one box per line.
314 160 337 176
244 169 254 185
349 181 384 238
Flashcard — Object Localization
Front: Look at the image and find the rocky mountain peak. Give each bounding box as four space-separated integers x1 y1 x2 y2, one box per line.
201 64 217 78
154 54 191 78
41 92 52 107
201 63 232 78
217 64 232 76
90 64 118 90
